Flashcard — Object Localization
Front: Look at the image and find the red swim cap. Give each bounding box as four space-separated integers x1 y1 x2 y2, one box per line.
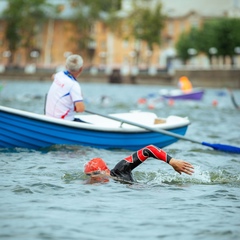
84 158 109 174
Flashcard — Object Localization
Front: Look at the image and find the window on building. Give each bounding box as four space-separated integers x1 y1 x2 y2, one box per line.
123 56 129 64
90 25 96 34
189 14 200 28
101 41 106 49
167 21 174 36
123 40 129 48
180 21 185 33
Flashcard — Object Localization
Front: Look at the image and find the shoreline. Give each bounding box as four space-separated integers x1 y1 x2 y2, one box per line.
0 68 240 88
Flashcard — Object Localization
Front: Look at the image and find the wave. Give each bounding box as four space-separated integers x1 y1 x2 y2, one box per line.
61 167 240 187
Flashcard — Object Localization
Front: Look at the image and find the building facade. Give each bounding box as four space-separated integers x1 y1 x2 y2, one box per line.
0 0 239 74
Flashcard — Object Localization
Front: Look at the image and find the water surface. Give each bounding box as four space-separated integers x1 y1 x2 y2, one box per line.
0 80 240 240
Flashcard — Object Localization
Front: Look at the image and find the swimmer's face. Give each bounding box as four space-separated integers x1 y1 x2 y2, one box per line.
86 171 101 177
85 170 110 183
86 170 109 178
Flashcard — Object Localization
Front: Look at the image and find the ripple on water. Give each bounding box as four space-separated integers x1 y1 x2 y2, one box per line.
1 83 240 240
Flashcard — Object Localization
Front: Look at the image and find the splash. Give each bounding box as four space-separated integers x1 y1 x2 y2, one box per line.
133 166 240 186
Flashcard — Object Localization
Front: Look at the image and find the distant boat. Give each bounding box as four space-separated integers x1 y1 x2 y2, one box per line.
159 88 205 101
0 106 190 150
159 76 204 101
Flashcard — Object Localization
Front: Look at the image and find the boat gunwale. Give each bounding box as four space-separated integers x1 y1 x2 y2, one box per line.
0 105 190 133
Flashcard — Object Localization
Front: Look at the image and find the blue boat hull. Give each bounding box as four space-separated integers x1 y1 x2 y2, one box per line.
0 106 189 150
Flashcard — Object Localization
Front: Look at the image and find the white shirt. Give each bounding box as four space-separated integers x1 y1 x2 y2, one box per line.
45 71 83 120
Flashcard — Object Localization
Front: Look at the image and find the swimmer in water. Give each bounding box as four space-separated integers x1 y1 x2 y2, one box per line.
84 145 194 184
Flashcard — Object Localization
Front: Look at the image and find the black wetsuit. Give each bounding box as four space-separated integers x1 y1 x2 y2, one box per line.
110 145 172 182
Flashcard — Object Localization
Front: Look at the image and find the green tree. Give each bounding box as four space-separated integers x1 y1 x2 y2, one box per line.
176 18 240 66
128 2 165 51
126 1 166 65
70 0 166 65
69 0 122 63
175 28 199 64
196 20 219 64
214 18 240 65
3 0 54 64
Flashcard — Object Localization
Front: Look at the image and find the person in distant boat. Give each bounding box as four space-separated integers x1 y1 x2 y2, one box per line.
84 145 194 184
178 76 193 93
45 54 85 121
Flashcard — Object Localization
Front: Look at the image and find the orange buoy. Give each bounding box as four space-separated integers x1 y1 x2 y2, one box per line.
138 98 147 104
212 100 218 107
168 99 175 106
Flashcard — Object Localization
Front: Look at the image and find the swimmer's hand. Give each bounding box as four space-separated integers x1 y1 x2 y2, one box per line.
169 158 194 175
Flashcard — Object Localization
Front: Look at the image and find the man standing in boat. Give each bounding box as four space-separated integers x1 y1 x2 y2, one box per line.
84 145 194 184
45 54 85 121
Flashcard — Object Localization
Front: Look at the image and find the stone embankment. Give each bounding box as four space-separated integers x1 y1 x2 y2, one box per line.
0 68 239 88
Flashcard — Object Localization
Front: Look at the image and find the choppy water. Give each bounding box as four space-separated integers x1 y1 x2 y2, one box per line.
0 80 240 240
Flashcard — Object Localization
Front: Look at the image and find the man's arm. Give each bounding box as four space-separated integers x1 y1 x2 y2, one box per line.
122 145 194 175
75 101 85 112
110 145 194 182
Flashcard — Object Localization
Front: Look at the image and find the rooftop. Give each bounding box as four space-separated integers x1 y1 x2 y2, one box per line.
0 0 239 19
161 0 239 17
